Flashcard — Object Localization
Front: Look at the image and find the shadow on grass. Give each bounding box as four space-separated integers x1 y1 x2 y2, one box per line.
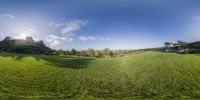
40 55 94 69
0 52 94 69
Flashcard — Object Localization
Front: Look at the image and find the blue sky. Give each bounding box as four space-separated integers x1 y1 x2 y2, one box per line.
0 0 200 50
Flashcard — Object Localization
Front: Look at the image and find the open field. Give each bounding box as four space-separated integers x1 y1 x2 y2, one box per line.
1 51 200 99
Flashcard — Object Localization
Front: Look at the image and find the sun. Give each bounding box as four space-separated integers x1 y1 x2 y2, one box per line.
14 29 36 39
20 32 28 38
16 32 29 39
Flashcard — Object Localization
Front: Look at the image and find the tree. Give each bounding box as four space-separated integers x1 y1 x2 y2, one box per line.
37 40 44 44
0 36 51 54
164 42 170 46
3 36 12 41
25 36 34 42
71 48 77 55
64 50 71 55
58 49 64 55
103 48 111 57
109 51 114 57
80 50 87 56
94 50 101 57
88 48 95 57
177 40 187 49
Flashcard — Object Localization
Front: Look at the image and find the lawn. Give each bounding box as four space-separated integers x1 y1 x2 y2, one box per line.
1 51 200 99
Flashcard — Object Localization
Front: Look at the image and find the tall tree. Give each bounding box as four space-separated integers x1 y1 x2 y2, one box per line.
25 36 34 42
71 48 77 55
88 48 95 57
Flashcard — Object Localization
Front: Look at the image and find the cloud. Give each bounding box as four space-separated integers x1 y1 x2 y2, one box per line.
49 21 64 28
79 36 110 41
183 16 200 38
189 16 200 32
193 16 200 21
0 14 14 24
27 28 36 33
61 19 88 35
48 22 54 26
46 34 74 47
68 38 74 42
79 36 95 41
49 19 88 36
0 14 14 19
46 34 66 47
46 19 87 47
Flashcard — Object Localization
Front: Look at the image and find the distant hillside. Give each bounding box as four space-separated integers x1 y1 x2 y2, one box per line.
0 36 52 54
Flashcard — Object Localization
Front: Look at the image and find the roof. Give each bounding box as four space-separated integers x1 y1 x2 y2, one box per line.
165 43 181 47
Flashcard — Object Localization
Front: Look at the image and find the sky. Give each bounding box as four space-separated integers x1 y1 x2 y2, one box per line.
0 0 200 50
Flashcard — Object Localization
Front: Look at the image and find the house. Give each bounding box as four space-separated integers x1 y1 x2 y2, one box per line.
164 42 182 52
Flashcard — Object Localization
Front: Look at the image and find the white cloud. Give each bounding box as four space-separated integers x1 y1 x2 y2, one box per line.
46 34 66 47
0 14 14 19
193 16 200 21
48 22 54 26
183 16 200 39
189 16 200 34
28 28 36 33
79 36 110 41
46 19 88 47
55 23 65 28
68 38 74 42
46 34 74 47
49 22 64 28
49 19 88 36
0 14 14 24
79 36 95 41
61 19 88 35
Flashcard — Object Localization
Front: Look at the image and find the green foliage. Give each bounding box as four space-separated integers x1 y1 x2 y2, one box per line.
102 48 110 56
1 52 200 99
187 41 200 50
87 48 95 57
0 36 51 54
54 48 140 58
71 48 78 55
177 40 187 49
188 48 200 54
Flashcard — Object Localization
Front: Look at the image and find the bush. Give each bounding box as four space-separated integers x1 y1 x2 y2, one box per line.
188 49 200 54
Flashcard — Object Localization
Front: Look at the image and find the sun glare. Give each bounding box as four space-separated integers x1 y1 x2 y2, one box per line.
16 32 29 39
21 32 28 39
14 28 36 39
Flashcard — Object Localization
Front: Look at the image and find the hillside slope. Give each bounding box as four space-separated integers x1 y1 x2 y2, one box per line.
1 52 200 99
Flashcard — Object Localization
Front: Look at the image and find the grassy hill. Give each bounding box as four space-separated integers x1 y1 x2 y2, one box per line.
1 51 200 99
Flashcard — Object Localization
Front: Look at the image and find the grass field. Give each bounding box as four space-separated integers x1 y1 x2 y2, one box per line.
1 51 200 99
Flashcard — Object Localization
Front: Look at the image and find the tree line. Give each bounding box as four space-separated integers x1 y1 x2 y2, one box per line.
0 36 152 57
0 36 160 57
52 48 156 58
52 48 124 58
0 36 51 54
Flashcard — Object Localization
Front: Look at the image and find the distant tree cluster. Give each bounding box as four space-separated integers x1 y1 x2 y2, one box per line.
52 48 155 58
0 36 52 54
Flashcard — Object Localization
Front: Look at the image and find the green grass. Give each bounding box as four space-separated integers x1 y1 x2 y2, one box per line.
1 51 200 99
